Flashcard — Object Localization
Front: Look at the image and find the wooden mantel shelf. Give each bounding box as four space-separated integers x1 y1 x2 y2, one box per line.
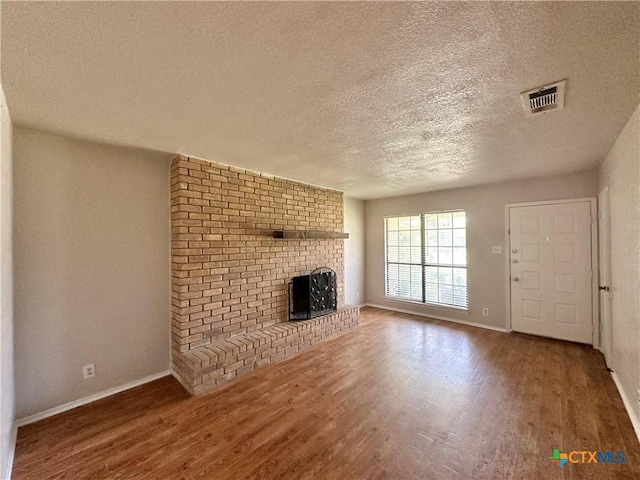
273 230 349 240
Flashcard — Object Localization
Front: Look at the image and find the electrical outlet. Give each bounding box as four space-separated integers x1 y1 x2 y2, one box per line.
482 308 489 316
83 363 96 379
492 246 502 254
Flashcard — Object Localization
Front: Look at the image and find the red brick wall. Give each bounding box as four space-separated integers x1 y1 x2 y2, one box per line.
170 155 345 375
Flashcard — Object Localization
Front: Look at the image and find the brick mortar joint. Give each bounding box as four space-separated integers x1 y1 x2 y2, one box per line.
170 154 352 392
171 155 345 195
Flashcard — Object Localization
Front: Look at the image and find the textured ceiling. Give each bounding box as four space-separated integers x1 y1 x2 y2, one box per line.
2 1 639 199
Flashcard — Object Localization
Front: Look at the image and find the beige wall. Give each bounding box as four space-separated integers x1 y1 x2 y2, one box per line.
365 169 599 329
344 197 365 306
598 104 640 423
0 84 15 478
14 127 172 418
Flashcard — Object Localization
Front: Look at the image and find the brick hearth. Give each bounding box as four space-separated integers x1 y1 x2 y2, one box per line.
170 155 359 394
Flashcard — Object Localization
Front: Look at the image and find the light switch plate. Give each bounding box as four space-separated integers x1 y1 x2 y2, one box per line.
492 246 502 254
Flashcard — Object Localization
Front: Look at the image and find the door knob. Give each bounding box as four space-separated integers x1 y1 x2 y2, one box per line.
599 285 610 292
512 248 518 253
512 259 519 264
513 277 520 282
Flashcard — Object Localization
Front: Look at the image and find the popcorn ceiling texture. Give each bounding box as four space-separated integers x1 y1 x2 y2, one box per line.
2 2 638 198
170 156 358 393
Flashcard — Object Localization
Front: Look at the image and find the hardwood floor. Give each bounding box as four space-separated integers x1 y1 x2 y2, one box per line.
12 307 640 479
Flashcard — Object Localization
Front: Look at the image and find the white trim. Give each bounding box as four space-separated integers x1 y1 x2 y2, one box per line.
504 197 599 346
15 370 171 427
365 303 508 333
589 198 600 348
505 196 597 209
611 371 640 444
504 205 512 332
597 186 612 364
4 423 17 480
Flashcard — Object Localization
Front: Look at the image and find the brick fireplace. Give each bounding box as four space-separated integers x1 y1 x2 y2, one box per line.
170 155 359 394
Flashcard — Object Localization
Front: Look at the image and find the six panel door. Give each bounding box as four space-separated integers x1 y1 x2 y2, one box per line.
509 202 593 344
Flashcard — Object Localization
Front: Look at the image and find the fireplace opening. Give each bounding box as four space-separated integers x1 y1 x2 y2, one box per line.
289 267 337 321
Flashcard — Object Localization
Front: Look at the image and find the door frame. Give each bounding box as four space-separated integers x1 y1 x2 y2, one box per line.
597 186 612 363
504 197 599 346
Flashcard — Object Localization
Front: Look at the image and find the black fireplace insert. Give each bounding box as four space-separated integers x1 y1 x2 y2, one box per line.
289 267 337 320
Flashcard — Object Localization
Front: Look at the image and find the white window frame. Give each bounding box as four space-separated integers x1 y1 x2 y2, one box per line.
384 210 468 310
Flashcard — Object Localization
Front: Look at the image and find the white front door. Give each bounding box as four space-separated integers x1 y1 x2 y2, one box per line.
509 201 593 344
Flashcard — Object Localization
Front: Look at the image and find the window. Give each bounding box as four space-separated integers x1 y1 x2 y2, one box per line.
385 211 467 308
385 215 423 302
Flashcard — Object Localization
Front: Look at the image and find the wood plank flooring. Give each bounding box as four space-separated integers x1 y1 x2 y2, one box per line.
12 307 640 479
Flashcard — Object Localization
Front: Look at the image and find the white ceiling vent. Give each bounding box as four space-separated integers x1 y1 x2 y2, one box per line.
521 80 566 116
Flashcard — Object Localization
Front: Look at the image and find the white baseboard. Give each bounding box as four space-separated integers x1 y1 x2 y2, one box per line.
365 303 509 333
3 423 18 480
15 370 171 428
611 371 640 444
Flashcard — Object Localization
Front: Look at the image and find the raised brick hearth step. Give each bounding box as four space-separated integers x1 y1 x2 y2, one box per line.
170 155 355 395
177 305 359 395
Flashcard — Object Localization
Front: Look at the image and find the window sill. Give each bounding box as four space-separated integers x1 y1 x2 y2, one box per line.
383 296 469 313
